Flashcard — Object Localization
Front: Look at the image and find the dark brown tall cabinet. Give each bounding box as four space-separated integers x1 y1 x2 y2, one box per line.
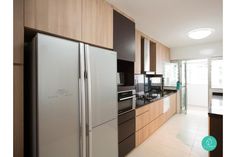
113 10 135 62
114 10 136 156
114 10 135 89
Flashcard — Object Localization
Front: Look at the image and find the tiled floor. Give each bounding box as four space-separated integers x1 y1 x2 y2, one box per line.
127 106 209 157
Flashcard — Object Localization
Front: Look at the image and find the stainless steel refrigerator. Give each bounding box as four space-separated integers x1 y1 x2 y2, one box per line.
26 33 118 157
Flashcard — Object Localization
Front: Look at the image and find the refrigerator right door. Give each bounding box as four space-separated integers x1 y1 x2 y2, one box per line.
85 45 118 157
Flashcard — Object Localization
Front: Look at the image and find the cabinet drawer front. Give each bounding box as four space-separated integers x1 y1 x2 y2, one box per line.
136 111 150 131
149 118 159 135
149 114 164 135
118 118 135 143
118 110 135 125
136 105 149 116
119 134 135 157
149 100 163 121
135 125 150 146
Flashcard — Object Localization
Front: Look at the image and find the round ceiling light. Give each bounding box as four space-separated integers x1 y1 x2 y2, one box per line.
188 28 214 39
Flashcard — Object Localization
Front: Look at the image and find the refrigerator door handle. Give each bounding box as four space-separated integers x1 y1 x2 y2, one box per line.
80 43 87 157
78 76 83 157
85 44 93 157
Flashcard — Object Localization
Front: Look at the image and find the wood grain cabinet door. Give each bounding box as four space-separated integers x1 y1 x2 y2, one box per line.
149 100 163 121
24 0 82 40
156 42 163 74
136 111 150 131
14 65 24 157
156 42 170 74
170 93 177 115
135 125 150 146
113 10 135 61
82 0 113 49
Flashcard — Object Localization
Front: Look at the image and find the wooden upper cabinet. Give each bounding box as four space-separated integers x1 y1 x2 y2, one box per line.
82 0 113 49
24 0 82 40
150 41 157 72
156 42 170 74
163 45 170 63
156 42 163 74
24 0 113 49
135 30 141 74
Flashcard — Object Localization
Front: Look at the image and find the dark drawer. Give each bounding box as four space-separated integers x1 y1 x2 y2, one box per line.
118 110 135 125
118 118 135 143
119 134 135 157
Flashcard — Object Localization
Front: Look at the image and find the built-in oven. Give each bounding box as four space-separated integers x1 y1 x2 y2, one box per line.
118 90 136 115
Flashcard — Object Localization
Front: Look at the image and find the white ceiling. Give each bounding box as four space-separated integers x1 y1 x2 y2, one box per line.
107 0 222 48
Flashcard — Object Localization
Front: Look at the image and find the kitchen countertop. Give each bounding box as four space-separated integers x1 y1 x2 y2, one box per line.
208 95 223 116
135 90 177 109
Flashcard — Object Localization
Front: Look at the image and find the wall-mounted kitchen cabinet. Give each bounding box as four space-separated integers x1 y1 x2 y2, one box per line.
24 0 113 49
113 10 135 62
24 0 82 41
156 42 170 74
150 41 157 72
82 0 113 49
135 30 170 74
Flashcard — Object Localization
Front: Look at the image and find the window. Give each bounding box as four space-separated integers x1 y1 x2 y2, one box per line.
211 59 223 89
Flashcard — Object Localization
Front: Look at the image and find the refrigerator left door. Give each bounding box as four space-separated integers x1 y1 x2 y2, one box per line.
36 34 80 157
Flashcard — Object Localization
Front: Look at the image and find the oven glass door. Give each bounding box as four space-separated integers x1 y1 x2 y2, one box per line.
118 98 133 114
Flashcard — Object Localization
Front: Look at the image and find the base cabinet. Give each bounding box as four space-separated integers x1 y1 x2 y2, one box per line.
135 93 177 147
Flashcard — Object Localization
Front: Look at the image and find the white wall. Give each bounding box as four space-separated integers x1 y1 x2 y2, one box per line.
170 41 223 60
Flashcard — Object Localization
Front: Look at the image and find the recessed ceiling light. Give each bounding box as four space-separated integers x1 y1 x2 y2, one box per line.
188 28 214 39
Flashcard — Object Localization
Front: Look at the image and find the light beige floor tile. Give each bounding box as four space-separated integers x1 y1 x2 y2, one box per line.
127 106 208 157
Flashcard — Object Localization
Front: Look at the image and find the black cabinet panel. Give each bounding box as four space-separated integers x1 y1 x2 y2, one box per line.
113 10 135 62
118 110 135 125
118 106 135 157
118 118 135 143
209 115 223 157
119 134 135 157
117 60 134 86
